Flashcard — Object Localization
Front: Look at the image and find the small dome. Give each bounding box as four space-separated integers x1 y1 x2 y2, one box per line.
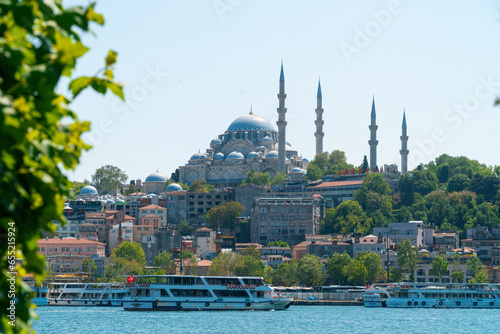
214 152 225 160
145 172 167 182
291 168 307 174
261 136 273 143
190 152 203 160
302 158 309 162
247 151 260 159
210 138 222 145
106 199 114 204
226 151 245 160
200 154 207 159
266 151 279 159
80 185 98 195
166 183 183 192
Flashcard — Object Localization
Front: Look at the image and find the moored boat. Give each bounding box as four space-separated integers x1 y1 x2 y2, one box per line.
364 282 500 308
47 282 128 306
123 275 293 311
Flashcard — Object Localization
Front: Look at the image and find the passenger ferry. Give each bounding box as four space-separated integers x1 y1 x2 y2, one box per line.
47 282 128 306
364 283 500 308
123 275 293 311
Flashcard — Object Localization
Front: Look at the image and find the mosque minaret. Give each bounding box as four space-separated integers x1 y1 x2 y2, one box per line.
368 97 379 170
277 62 287 172
314 79 324 156
400 110 409 174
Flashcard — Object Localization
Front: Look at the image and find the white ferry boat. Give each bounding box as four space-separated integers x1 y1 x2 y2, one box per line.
47 282 128 306
364 283 500 308
123 275 293 311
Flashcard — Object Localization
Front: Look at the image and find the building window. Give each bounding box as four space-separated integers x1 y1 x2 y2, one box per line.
260 208 267 214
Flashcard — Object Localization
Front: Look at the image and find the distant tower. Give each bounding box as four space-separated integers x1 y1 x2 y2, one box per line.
314 79 324 156
400 110 409 174
277 62 287 172
368 97 378 170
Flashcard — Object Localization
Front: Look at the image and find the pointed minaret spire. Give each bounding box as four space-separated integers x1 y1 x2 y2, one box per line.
277 61 287 172
249 104 253 115
314 78 324 156
280 60 285 83
368 96 378 170
400 109 409 174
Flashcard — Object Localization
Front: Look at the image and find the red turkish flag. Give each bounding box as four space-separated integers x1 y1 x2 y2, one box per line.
127 275 135 283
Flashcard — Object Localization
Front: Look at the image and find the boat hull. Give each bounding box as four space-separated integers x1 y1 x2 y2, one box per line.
123 299 292 311
387 298 499 308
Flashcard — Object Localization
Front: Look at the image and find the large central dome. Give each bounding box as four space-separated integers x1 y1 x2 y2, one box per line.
226 114 276 132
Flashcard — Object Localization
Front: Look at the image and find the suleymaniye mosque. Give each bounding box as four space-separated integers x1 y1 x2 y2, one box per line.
179 64 310 189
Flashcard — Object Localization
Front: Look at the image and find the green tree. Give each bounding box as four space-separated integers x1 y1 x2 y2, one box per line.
272 261 298 286
268 240 290 247
180 250 198 275
126 184 137 195
358 251 383 285
296 254 325 287
154 250 175 274
397 239 420 282
447 174 471 193
437 164 453 183
466 256 489 283
244 171 270 185
208 253 237 276
450 254 464 283
92 165 128 195
235 255 265 277
241 246 261 259
82 258 96 277
398 173 415 206
325 253 352 285
390 267 403 282
345 258 367 285
178 221 193 236
264 266 274 284
112 241 146 266
305 150 354 179
429 254 449 283
0 2 124 331
321 201 370 235
413 169 439 196
361 155 369 173
271 171 287 187
188 180 214 193
306 163 323 181
205 201 245 230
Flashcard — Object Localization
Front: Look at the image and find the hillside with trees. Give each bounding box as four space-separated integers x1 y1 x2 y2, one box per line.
318 153 500 238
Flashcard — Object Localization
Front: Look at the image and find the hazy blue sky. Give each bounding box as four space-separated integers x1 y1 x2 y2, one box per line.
65 0 500 182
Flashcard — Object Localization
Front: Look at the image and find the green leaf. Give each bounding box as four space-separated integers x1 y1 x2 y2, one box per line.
105 50 118 67
69 76 93 97
106 81 125 100
90 78 107 94
86 3 105 25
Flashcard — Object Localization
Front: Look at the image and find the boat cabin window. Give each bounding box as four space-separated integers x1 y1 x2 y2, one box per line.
252 291 264 298
242 279 265 286
170 289 211 298
161 289 170 297
213 290 250 298
102 294 108 299
205 278 241 286
167 276 199 286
